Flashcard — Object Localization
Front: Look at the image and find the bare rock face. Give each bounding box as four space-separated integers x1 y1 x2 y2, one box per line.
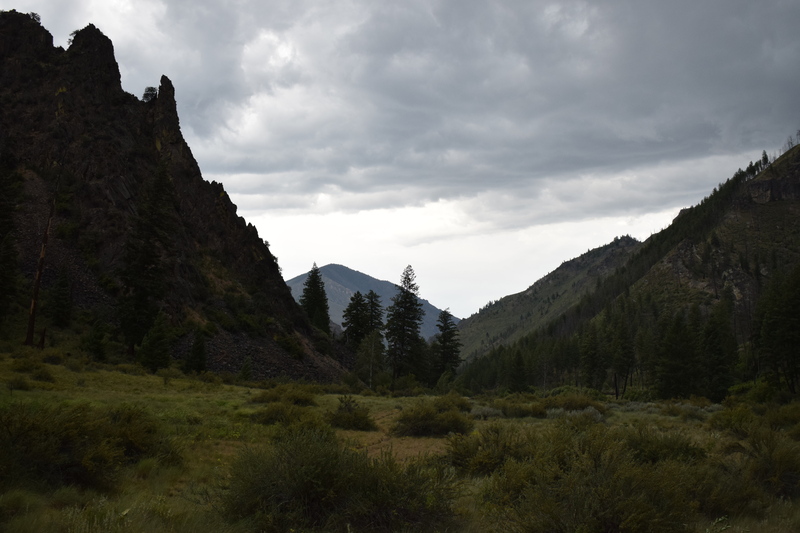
0 10 345 381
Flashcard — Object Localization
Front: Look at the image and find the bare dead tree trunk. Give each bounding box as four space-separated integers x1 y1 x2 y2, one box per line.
24 196 55 346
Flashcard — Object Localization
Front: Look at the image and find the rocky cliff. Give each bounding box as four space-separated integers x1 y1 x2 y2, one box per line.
0 10 344 380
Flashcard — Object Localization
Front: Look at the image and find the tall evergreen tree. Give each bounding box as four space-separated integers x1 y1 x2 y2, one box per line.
385 265 425 380
433 309 462 379
609 310 635 399
700 300 737 401
365 290 384 334
655 311 697 399
580 322 604 389
300 263 330 335
342 291 369 347
755 265 800 394
508 350 527 393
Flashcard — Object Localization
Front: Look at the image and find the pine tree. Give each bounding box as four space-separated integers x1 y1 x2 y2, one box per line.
300 263 330 335
755 265 800 394
365 290 384 334
700 300 736 402
342 291 369 347
385 265 425 380
434 309 461 379
580 322 603 389
508 350 527 393
655 311 697 399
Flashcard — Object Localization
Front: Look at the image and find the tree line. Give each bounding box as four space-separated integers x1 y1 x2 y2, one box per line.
300 264 462 390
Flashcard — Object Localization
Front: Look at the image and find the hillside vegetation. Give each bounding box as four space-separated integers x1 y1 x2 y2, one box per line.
459 235 639 361
459 142 800 402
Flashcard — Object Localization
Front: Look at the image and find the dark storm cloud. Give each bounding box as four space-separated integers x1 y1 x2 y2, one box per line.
20 0 800 225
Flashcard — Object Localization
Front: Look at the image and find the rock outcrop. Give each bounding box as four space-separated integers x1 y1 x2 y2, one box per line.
0 10 344 380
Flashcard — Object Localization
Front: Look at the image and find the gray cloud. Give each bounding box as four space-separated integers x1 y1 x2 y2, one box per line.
17 0 800 224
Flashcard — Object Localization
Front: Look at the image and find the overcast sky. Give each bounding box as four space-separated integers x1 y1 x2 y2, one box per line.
13 0 800 318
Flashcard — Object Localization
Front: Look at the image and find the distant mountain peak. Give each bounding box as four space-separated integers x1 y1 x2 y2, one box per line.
286 264 457 340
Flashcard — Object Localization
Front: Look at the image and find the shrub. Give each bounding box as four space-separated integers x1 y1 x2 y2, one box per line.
618 423 707 464
433 392 473 413
326 395 377 431
221 427 457 531
392 399 474 437
0 489 45 522
492 397 546 418
197 371 222 385
10 357 42 373
543 392 606 413
660 401 707 421
766 402 800 430
7 376 32 392
744 424 800 498
727 379 781 404
0 402 181 492
708 404 757 438
249 383 317 406
250 402 322 428
41 351 64 365
30 365 55 382
156 367 183 385
115 363 146 376
565 406 606 429
484 424 697 533
470 405 503 420
447 422 537 476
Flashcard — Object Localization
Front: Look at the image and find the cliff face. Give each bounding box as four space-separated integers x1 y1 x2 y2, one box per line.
0 11 344 380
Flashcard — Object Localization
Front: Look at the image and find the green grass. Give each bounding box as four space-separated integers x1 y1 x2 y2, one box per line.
3 349 800 532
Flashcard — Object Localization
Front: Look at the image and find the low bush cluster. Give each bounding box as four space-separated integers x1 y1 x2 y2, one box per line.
326 395 377 431
221 426 458 532
541 391 606 413
392 397 474 437
249 383 318 406
0 402 181 492
446 414 800 532
250 402 322 428
447 422 537 476
491 394 546 418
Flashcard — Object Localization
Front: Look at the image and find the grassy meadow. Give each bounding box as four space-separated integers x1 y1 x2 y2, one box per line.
3 347 800 532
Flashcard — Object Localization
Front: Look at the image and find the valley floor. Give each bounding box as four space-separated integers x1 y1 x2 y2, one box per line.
2 348 800 532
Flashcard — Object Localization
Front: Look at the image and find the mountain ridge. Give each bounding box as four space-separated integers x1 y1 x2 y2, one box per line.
458 235 640 361
458 143 800 398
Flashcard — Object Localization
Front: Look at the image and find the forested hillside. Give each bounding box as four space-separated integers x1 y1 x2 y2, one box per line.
459 142 800 400
458 235 639 361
